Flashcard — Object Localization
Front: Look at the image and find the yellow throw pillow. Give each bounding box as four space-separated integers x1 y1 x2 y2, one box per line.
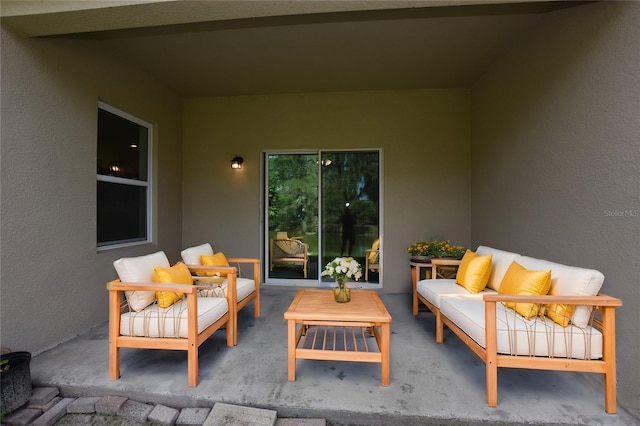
456 250 492 294
153 262 193 308
544 292 575 327
201 252 230 277
368 239 380 263
498 261 551 320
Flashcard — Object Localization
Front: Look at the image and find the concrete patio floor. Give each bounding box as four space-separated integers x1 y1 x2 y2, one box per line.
30 287 638 425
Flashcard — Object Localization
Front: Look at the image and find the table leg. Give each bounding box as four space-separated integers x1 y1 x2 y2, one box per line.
380 322 390 386
287 319 296 381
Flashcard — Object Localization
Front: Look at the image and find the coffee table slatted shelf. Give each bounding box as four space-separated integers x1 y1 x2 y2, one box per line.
296 323 380 362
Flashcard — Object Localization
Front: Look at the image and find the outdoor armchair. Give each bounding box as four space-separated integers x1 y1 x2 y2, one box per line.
181 243 260 346
365 238 380 281
108 251 236 387
270 232 309 278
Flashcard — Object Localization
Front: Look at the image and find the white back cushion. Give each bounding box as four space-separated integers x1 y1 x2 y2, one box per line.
517 256 605 328
476 246 521 291
113 251 170 312
181 243 214 265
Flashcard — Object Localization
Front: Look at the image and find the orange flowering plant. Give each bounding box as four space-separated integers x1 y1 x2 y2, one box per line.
407 240 466 259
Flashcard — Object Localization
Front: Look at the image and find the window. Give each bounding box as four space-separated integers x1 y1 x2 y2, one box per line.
97 102 151 249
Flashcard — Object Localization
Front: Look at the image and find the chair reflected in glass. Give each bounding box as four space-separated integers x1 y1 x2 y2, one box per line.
270 232 309 278
365 238 380 282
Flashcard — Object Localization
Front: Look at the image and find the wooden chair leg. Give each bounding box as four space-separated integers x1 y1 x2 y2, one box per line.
187 345 198 387
109 343 119 381
254 292 260 318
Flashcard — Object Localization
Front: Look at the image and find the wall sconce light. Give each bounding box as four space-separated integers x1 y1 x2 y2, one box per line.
231 156 244 170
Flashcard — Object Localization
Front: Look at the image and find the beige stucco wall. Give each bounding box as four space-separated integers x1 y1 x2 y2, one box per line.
182 90 471 293
0 26 184 354
471 1 640 416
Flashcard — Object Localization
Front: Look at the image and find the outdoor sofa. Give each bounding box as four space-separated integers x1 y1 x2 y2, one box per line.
413 246 622 413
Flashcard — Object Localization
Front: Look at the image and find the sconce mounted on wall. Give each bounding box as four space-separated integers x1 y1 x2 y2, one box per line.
231 156 244 170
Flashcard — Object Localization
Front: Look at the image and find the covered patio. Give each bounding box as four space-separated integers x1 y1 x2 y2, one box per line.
30 288 636 425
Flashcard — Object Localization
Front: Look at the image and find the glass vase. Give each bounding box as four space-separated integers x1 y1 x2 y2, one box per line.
333 276 351 303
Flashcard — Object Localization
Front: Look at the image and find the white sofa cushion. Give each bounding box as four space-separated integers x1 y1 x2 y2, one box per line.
440 297 602 359
120 296 228 338
417 279 495 309
114 251 170 312
181 243 214 265
476 246 521 291
517 256 605 329
197 278 256 302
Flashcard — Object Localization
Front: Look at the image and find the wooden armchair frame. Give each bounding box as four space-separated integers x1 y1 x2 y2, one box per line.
107 267 238 387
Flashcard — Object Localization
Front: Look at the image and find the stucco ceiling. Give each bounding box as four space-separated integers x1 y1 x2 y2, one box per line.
1 0 586 97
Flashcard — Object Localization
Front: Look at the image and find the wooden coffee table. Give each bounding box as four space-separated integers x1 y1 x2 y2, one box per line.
284 289 392 386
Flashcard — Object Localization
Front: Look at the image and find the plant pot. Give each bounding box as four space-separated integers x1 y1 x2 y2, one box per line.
410 255 432 263
1 352 32 413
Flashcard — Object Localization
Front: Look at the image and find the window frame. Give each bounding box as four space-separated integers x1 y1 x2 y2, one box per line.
97 101 153 251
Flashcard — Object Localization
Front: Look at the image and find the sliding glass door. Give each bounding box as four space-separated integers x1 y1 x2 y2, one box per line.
265 150 381 286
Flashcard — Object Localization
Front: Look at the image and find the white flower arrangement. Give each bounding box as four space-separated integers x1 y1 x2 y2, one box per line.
321 257 363 281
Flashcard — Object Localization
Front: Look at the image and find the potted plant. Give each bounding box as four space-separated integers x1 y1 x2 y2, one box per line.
321 257 363 303
1 347 32 416
408 240 466 262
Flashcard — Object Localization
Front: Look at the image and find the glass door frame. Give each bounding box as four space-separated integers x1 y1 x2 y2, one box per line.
262 149 383 288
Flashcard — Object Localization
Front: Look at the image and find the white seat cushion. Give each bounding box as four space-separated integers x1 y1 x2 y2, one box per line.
417 279 494 309
120 297 228 338
440 297 602 359
181 243 214 265
517 256 605 328
198 278 256 302
475 246 521 291
114 251 170 312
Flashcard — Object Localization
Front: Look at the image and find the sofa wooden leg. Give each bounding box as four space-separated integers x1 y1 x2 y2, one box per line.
486 360 498 407
435 312 444 344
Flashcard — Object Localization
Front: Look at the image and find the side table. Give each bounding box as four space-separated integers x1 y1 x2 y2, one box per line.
410 258 462 287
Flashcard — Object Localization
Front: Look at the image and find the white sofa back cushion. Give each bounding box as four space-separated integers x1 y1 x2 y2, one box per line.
120 297 228 338
181 243 214 265
440 297 603 359
517 256 605 328
114 251 170 312
476 246 521 291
